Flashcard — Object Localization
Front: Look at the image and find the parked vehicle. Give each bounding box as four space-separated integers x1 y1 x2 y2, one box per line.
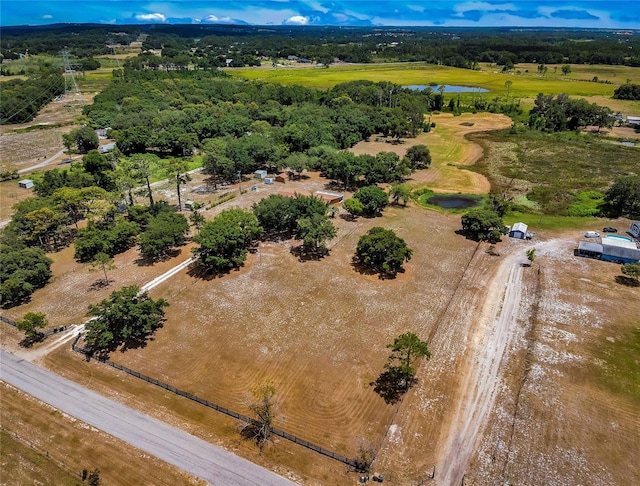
585 231 600 238
603 227 617 233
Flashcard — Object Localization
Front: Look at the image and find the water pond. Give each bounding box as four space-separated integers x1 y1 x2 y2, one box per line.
426 195 481 209
406 84 490 93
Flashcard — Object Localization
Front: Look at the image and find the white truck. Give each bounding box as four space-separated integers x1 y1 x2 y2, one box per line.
629 222 640 239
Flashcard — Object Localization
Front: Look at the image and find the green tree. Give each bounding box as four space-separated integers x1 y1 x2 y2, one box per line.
85 285 168 355
526 248 536 266
131 154 160 206
353 185 388 216
561 64 572 76
371 332 430 404
504 79 513 99
284 152 310 180
90 252 116 286
355 227 412 277
461 208 506 242
189 210 206 232
193 208 263 273
72 126 99 154
138 212 189 260
404 144 432 171
389 183 411 206
295 213 337 253
252 194 296 239
0 246 53 308
343 197 363 220
17 311 48 342
602 176 640 219
386 332 430 389
621 262 640 282
203 138 234 189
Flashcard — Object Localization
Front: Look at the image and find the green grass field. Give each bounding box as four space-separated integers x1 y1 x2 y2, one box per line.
230 62 635 96
470 129 639 215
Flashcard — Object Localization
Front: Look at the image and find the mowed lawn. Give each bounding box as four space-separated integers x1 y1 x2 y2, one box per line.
97 206 477 460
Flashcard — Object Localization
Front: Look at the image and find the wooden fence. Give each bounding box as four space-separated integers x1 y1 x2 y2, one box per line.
71 337 359 469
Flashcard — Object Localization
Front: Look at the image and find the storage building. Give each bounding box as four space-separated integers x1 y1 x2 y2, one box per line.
18 179 34 189
509 222 528 239
601 235 640 263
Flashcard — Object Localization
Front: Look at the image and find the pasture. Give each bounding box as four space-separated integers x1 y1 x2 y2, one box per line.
230 62 640 112
2 57 640 484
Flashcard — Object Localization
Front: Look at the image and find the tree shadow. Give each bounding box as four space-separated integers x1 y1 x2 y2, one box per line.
370 367 416 405
134 248 182 267
89 278 112 291
615 275 640 287
186 261 234 281
351 256 401 280
18 333 45 348
290 245 329 262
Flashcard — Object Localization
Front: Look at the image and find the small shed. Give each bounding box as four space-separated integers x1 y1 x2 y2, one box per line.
99 142 116 153
18 179 34 189
254 170 267 179
509 222 528 239
264 178 274 184
275 172 289 183
315 190 344 205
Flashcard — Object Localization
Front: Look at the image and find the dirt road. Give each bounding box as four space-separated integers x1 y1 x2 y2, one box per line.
0 349 296 486
437 248 525 483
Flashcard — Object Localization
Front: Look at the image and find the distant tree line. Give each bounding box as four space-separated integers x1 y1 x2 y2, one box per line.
0 68 64 124
5 24 638 69
1 24 139 58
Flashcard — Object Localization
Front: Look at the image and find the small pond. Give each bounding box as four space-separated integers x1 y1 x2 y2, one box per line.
426 195 481 209
406 84 490 93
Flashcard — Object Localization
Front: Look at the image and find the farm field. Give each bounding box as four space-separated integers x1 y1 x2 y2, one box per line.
229 62 640 113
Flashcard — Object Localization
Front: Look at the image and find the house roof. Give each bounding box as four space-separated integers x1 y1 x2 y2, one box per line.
511 222 528 233
578 241 603 252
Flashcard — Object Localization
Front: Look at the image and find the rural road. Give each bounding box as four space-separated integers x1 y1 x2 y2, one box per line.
437 249 525 484
0 349 296 486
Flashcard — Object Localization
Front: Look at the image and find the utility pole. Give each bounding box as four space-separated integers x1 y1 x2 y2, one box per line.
61 49 84 105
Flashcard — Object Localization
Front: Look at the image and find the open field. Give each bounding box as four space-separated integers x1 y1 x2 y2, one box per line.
351 112 512 194
2 58 640 485
0 382 206 486
469 128 640 214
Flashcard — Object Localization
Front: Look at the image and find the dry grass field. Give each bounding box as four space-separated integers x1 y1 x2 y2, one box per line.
351 113 512 194
0 382 206 485
2 71 639 485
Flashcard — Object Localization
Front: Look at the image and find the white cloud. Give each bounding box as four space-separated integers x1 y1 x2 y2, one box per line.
42 14 53 19
205 14 219 21
284 15 309 25
302 0 329 14
454 2 516 13
135 13 166 22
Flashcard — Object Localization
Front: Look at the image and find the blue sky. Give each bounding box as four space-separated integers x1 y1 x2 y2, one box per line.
1 1 639 28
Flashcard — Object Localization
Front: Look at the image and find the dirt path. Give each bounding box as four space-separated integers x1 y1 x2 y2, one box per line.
437 247 525 483
12 256 196 363
436 238 569 484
